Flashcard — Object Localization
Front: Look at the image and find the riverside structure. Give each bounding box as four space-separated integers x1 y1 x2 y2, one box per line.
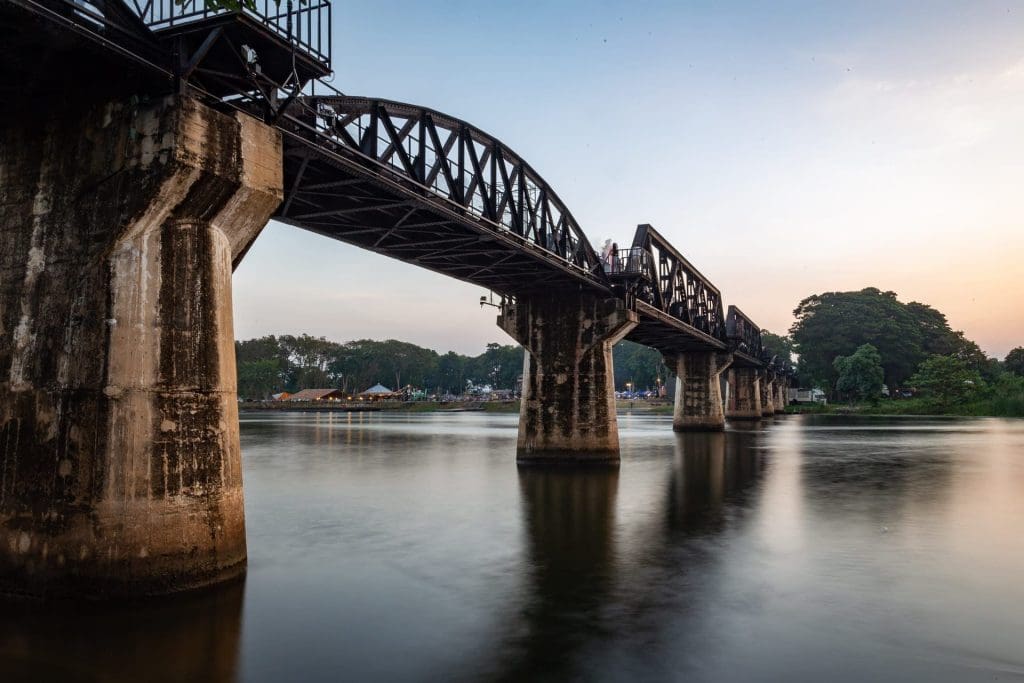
0 0 792 597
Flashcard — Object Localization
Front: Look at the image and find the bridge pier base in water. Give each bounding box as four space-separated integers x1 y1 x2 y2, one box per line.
0 95 282 598
774 381 788 414
499 295 637 465
726 367 763 420
760 375 777 418
666 351 733 432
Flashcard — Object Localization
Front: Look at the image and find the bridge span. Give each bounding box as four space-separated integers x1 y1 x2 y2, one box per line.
0 0 792 597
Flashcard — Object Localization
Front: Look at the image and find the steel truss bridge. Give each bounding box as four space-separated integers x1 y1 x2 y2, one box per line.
1 0 792 377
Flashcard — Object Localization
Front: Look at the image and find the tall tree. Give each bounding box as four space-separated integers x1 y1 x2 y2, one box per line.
792 288 925 389
1006 347 1024 377
761 330 795 364
909 355 982 410
613 340 671 392
833 343 885 403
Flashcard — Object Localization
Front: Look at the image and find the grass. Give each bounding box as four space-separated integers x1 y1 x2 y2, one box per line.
788 393 1024 418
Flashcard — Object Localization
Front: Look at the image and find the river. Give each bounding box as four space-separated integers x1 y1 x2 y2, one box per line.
2 412 1023 681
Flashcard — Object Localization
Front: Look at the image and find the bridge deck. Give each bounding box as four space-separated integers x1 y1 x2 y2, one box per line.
627 301 726 353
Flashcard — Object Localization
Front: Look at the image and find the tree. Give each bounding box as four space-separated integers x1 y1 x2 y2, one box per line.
613 340 671 392
437 351 466 395
905 302 957 356
791 288 961 391
1005 347 1024 376
761 330 795 364
909 355 982 410
833 343 885 403
237 359 282 400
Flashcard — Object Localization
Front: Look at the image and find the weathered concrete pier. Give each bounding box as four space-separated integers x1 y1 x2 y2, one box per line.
666 351 733 431
499 295 637 465
0 93 281 597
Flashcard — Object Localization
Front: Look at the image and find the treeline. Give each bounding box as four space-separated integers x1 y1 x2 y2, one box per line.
237 334 673 401
771 287 1024 416
235 335 524 400
613 340 671 393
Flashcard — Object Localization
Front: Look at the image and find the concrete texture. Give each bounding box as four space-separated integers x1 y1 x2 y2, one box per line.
773 380 787 413
0 95 282 597
760 375 776 417
499 294 637 465
726 367 763 420
667 351 733 432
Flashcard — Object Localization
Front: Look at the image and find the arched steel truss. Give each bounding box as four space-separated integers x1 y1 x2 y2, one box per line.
274 96 608 294
608 224 727 351
726 305 765 366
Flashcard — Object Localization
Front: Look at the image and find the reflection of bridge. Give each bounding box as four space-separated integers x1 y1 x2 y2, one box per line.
0 0 791 597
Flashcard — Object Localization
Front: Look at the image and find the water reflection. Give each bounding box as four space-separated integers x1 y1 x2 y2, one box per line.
0 581 243 681
493 468 618 681
2 414 1022 682
665 430 765 534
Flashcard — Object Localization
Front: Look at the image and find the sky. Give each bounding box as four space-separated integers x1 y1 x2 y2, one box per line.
233 0 1024 359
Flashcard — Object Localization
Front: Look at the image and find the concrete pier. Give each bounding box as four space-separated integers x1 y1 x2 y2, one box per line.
499 295 637 465
0 95 282 597
667 351 732 432
760 374 776 418
725 367 762 420
774 380 788 413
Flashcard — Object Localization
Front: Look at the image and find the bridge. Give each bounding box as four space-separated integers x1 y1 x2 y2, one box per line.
0 0 793 597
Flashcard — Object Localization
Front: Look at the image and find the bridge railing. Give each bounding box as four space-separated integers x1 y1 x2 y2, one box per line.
131 0 331 68
623 224 726 340
605 247 651 276
726 305 763 358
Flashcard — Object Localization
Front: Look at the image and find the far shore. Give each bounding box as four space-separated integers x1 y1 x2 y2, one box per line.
239 399 677 415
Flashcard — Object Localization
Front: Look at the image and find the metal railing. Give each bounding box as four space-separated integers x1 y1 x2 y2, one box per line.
605 247 651 276
131 0 331 67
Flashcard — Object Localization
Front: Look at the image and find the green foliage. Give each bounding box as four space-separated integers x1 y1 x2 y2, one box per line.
790 287 994 392
908 355 983 410
977 373 1024 417
833 343 885 403
237 359 281 400
234 335 523 399
1005 347 1024 377
612 340 670 392
761 330 794 363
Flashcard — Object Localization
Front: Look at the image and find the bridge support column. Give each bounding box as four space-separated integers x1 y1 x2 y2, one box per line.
499 295 637 465
760 375 776 418
774 381 787 414
726 368 762 420
666 351 732 431
0 95 282 597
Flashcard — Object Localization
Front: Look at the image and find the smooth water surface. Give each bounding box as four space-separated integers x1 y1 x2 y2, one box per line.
2 413 1023 681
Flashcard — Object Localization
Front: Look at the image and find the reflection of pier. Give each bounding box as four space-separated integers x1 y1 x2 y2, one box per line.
490 430 768 679
0 580 244 679
666 430 765 534
493 469 619 681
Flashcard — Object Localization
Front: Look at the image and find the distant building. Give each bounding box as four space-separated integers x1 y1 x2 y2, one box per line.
271 392 292 401
287 389 345 402
357 383 396 400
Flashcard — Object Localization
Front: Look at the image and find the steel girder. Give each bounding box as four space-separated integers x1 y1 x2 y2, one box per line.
274 96 610 295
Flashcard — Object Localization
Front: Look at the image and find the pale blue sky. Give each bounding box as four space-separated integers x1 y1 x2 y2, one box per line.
234 1 1024 357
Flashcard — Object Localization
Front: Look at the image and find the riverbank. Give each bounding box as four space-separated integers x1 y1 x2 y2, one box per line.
240 400 522 413
240 399 679 415
787 397 1024 418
